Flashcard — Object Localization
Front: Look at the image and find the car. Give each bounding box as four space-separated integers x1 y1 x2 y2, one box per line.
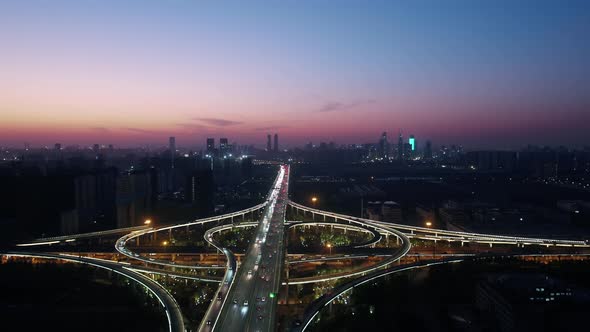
261 296 266 302
233 299 238 304
257 315 263 320
243 300 249 306
217 293 223 301
248 269 252 276
206 320 212 326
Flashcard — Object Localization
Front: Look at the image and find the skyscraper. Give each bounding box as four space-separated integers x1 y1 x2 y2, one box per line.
397 132 404 160
169 137 176 154
169 137 176 168
206 138 215 154
220 138 229 157
273 133 279 152
267 134 272 152
379 132 388 158
424 140 433 160
409 135 416 151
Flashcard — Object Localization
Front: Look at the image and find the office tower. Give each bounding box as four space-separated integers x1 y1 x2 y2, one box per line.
403 142 412 160
169 137 176 168
169 137 176 154
424 140 433 160
267 134 272 152
379 131 388 158
409 135 416 151
397 132 404 160
273 133 279 152
93 144 100 155
206 138 215 154
220 138 229 156
185 169 214 217
54 143 61 151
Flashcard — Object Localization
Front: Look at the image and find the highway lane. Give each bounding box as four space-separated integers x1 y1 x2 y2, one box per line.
198 226 239 331
288 201 590 247
115 203 268 268
1 251 185 332
215 164 289 332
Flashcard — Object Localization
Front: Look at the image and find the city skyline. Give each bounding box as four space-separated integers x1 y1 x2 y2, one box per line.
1 1 589 148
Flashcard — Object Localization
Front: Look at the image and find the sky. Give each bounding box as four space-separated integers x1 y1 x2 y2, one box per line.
1 0 589 149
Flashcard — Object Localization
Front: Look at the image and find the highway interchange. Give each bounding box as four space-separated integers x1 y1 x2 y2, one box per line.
5 163 590 332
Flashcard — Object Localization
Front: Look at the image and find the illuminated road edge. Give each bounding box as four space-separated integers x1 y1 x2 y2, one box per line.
1 251 185 332
115 203 268 269
288 201 590 247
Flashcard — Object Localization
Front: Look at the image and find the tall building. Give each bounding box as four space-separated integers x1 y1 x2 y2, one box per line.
409 135 416 151
54 143 61 151
267 134 272 152
273 133 279 152
92 144 100 155
169 137 176 154
169 137 176 168
379 132 388 158
206 138 215 154
403 143 412 160
397 132 404 160
220 138 229 157
185 169 214 217
424 140 433 160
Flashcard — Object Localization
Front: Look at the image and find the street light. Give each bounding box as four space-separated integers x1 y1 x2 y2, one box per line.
144 219 152 225
162 240 168 246
425 221 432 227
326 243 332 255
311 197 318 205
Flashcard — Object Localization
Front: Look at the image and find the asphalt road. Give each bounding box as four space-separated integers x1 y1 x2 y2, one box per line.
215 165 289 332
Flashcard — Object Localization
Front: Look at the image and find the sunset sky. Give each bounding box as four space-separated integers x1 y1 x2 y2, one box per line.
1 1 589 149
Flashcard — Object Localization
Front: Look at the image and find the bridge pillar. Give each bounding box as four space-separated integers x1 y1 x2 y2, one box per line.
169 229 172 241
312 212 314 220
136 237 140 246
323 215 326 221
489 243 493 248
242 213 245 221
461 241 464 247
411 229 414 235
396 236 399 245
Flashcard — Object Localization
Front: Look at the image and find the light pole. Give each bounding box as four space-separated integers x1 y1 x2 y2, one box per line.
326 243 332 255
144 219 152 225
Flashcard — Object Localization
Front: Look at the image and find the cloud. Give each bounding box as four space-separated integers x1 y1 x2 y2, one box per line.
255 125 290 131
196 117 244 127
175 123 211 131
316 99 376 113
123 127 160 134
